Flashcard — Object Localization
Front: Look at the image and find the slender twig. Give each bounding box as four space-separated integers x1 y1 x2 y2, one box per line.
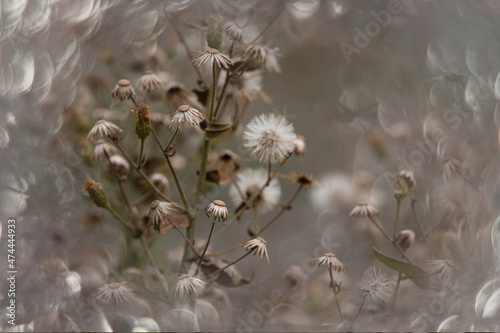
367 216 412 263
105 205 131 231
348 293 368 331
140 236 169 294
328 267 346 330
137 138 145 169
408 191 430 249
393 196 403 240
391 254 405 310
204 249 254 281
195 221 216 276
249 4 285 44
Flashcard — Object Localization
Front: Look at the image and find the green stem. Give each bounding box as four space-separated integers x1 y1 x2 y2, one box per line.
137 138 145 169
195 221 216 276
348 293 367 331
106 205 131 231
166 217 200 258
368 216 413 263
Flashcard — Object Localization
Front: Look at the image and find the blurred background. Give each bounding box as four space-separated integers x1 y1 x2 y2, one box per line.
2 0 500 331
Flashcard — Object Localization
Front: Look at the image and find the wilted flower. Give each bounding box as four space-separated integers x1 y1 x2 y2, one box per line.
164 81 201 109
87 119 122 141
206 149 241 186
193 48 233 69
205 200 229 223
283 171 317 188
395 229 416 251
242 237 270 263
243 44 281 73
169 105 204 129
361 267 392 303
94 282 135 303
398 169 416 189
56 271 82 298
83 180 109 208
229 168 281 213
107 155 130 180
244 113 296 163
149 173 169 194
428 259 454 287
136 71 165 91
112 79 136 102
173 274 207 297
292 135 306 158
148 200 178 229
92 139 118 161
309 253 345 273
224 21 244 42
391 170 414 198
349 202 380 219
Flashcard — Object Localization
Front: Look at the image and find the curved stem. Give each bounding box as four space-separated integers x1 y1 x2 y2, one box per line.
195 221 216 276
348 293 367 331
106 205 131 231
249 4 285 44
204 249 254 281
367 216 412 263
166 217 200 258
328 268 346 330
408 191 430 247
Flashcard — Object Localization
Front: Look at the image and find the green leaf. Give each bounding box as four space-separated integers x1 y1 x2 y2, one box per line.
201 121 232 139
372 247 431 289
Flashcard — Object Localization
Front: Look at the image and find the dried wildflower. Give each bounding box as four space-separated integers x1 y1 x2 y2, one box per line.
349 202 380 219
174 274 207 297
87 119 122 141
169 104 204 129
94 282 135 303
136 71 165 91
149 112 170 126
206 15 224 49
361 267 392 303
205 200 229 223
243 44 281 73
148 200 178 229
149 172 169 194
229 168 281 213
83 180 109 208
428 259 454 287
134 103 151 140
391 171 411 198
398 169 416 189
224 71 270 105
164 81 201 109
395 229 416 251
92 139 118 161
442 156 463 180
292 135 306 158
244 113 296 163
224 21 244 42
111 79 136 102
193 48 233 69
56 271 82 298
309 253 345 273
206 149 241 186
242 237 270 263
107 155 130 180
283 171 317 188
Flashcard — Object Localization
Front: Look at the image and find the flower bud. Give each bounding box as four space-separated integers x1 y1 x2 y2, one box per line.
135 104 151 140
206 16 224 50
83 180 109 208
395 229 416 251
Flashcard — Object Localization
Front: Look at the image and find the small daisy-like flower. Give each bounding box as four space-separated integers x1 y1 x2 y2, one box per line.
56 271 82 298
169 105 204 129
349 202 380 220
111 79 136 102
87 119 123 141
229 168 281 213
148 200 178 229
283 171 317 188
224 21 244 42
193 48 233 69
309 253 345 273
243 44 281 73
107 154 130 180
92 139 118 161
136 71 165 91
395 229 416 251
243 113 296 163
173 274 207 297
94 282 136 303
427 259 454 287
292 135 306 158
361 267 392 303
149 173 169 194
205 200 229 223
398 169 416 189
241 237 270 263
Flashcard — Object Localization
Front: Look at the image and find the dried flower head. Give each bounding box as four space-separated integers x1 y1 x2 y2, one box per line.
206 149 241 186
94 282 135 303
391 170 414 198
56 271 82 298
427 259 454 287
169 105 204 129
107 154 130 180
163 81 201 109
87 119 122 141
193 48 233 69
242 237 270 263
92 139 118 161
229 168 281 213
292 135 306 158
134 103 151 140
173 274 207 297
283 171 317 188
244 113 296 163
395 229 416 251
309 253 345 273
442 156 463 180
349 202 380 219
149 172 169 194
148 200 178 229
83 180 109 208
112 79 136 102
243 44 281 73
205 200 229 223
398 169 416 189
224 21 244 42
361 267 392 303
136 71 165 91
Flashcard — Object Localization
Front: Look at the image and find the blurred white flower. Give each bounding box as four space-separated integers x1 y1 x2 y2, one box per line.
87 119 122 141
94 282 135 303
174 274 207 297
